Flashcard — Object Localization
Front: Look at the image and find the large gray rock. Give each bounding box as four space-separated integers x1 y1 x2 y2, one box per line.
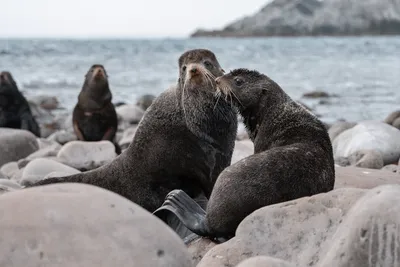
333 121 400 165
197 187 367 267
0 128 39 167
191 0 400 37
0 183 193 267
57 140 117 171
0 161 22 180
384 110 400 130
47 129 77 145
335 149 384 169
318 185 400 267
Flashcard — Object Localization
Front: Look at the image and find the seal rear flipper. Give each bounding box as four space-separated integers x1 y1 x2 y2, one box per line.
153 189 211 237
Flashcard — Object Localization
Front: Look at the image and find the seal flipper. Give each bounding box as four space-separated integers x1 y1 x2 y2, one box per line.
153 189 211 236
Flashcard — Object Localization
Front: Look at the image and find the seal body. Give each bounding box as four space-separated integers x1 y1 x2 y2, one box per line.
26 49 238 213
72 65 120 154
0 71 41 137
206 69 335 236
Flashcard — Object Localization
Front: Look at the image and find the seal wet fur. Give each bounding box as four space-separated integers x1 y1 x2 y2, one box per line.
0 71 41 137
24 49 238 216
72 64 121 154
154 68 335 240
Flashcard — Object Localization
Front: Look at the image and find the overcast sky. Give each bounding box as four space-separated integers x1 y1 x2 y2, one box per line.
1 0 270 38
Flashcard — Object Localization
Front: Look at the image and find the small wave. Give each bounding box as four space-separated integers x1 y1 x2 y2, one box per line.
0 50 11 55
22 80 80 90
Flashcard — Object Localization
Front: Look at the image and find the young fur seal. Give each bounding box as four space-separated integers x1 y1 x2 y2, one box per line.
154 68 335 240
25 49 238 214
72 64 121 154
0 71 41 137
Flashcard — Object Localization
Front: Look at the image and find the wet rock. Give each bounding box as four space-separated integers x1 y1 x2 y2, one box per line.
47 129 77 145
302 90 331 99
333 121 400 165
236 256 295 267
328 121 357 141
20 158 80 186
0 128 39 167
0 183 193 267
119 125 139 150
136 94 156 111
231 140 254 164
57 140 117 171
116 104 145 124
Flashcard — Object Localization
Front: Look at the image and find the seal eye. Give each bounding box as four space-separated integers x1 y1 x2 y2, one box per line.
204 61 213 68
182 65 187 72
234 77 244 87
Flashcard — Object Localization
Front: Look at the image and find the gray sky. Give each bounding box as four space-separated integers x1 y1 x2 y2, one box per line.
1 0 269 38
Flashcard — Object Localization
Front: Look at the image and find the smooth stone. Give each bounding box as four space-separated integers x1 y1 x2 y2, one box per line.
345 149 384 169
0 162 22 181
57 140 117 171
318 185 400 267
328 121 357 141
0 128 39 167
60 113 73 131
236 256 295 267
334 166 400 189
384 110 400 130
43 171 75 179
231 140 254 164
47 129 77 145
116 104 145 124
17 141 63 169
136 94 156 111
236 122 249 140
39 121 61 138
0 170 5 179
29 95 60 110
20 158 80 186
381 164 398 173
197 187 367 267
0 179 22 190
333 120 400 165
119 125 139 150
28 101 55 124
187 238 217 266
0 183 193 267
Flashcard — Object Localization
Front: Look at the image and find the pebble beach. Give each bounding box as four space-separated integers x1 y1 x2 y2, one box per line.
1 37 400 266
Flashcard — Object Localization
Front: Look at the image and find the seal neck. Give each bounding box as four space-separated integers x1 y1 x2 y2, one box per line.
78 81 112 111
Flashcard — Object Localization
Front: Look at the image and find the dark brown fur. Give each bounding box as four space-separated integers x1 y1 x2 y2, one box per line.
72 64 120 154
0 71 41 137
24 49 238 212
203 68 335 237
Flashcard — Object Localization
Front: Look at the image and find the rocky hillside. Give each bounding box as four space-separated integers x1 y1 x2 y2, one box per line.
191 0 400 37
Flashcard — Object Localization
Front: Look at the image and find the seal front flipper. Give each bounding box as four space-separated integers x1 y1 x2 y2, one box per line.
101 127 116 141
153 189 210 235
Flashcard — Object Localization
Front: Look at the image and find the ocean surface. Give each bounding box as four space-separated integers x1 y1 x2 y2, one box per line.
1 37 400 124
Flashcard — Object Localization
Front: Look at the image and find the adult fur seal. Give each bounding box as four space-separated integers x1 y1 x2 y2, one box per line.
154 68 335 240
0 71 41 137
72 64 121 154
25 49 238 214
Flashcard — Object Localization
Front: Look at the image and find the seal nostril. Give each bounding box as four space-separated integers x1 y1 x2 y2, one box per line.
190 68 197 74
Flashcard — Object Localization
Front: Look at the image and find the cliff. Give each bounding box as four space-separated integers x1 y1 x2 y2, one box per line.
191 0 400 37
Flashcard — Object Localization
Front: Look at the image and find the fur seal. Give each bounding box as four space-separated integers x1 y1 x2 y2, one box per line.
154 68 335 240
72 64 121 154
25 49 238 214
0 71 41 137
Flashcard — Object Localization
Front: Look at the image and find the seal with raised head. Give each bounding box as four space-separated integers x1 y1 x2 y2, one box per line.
25 49 238 216
154 68 335 240
0 71 41 137
72 64 121 154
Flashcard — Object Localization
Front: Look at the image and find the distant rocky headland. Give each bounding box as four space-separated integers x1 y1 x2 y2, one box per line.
191 0 400 37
